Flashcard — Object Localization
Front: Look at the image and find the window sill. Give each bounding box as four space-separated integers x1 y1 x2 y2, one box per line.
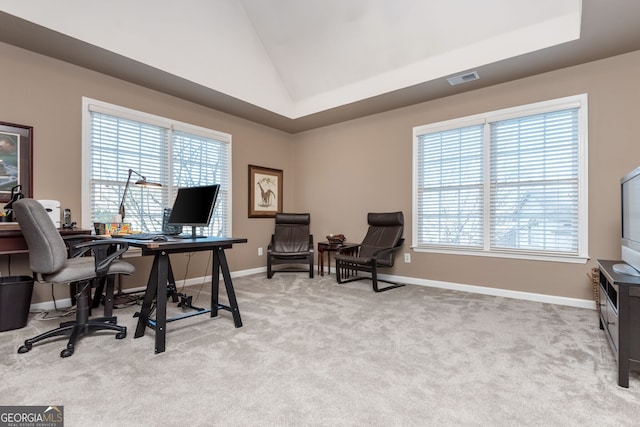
411 247 588 264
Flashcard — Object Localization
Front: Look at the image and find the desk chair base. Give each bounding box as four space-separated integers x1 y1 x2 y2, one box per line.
17 280 127 358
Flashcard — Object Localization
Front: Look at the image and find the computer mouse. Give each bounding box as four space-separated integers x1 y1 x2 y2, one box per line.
153 235 168 241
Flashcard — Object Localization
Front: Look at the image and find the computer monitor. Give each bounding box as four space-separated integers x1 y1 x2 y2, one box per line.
162 208 183 236
167 185 220 238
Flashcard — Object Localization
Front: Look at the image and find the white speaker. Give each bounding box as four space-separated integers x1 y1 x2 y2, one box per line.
37 199 61 228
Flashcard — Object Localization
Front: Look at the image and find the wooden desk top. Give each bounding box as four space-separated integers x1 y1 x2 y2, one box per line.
0 225 91 255
0 223 21 232
124 236 248 255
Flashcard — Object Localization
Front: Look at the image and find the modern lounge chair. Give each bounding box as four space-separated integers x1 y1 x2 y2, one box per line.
334 211 405 292
267 213 314 279
14 198 135 357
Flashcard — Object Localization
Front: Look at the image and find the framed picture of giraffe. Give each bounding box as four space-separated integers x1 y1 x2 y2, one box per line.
248 164 283 218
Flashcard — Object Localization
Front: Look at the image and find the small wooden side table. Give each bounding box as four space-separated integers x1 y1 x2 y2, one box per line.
317 241 355 276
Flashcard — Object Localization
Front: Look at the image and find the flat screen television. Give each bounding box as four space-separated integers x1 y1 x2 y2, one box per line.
615 167 640 276
167 185 220 238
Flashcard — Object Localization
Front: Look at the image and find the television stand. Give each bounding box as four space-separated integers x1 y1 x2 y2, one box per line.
597 260 640 387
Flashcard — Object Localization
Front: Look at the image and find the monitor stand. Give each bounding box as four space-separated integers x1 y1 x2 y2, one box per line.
176 226 207 239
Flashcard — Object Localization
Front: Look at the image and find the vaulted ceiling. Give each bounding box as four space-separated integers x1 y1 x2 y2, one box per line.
1 1 640 133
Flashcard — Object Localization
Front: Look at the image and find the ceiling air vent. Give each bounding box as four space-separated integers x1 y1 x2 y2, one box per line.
447 71 480 86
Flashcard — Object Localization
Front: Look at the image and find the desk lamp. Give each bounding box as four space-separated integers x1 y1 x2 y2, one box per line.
114 169 161 306
118 169 162 222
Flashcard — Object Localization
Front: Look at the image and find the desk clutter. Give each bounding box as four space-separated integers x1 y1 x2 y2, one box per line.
93 222 132 236
326 234 346 244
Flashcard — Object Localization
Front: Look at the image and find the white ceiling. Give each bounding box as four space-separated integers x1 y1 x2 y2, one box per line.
0 0 639 132
241 0 580 110
0 0 581 118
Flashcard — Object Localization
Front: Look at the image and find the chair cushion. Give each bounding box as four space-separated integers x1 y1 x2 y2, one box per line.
43 257 135 284
273 224 311 253
273 213 311 253
334 253 373 266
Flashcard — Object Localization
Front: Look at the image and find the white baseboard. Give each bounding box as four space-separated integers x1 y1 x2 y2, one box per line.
30 266 595 311
376 272 596 310
325 266 595 310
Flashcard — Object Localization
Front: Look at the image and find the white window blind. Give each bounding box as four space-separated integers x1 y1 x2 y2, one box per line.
490 109 579 254
172 130 230 237
416 125 484 248
89 112 168 231
413 94 587 261
84 99 232 237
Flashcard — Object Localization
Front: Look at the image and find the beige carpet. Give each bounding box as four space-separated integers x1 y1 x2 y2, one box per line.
1 273 639 426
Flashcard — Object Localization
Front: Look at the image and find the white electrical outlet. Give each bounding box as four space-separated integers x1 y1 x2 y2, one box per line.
404 253 411 263
258 247 263 256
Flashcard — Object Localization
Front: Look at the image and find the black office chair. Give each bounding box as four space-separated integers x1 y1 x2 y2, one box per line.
335 211 405 292
14 198 134 357
267 213 314 279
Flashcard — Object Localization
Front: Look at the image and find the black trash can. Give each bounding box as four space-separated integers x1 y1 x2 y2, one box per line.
0 275 34 332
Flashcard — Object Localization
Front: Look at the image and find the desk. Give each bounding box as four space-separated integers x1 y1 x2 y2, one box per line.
0 226 93 305
130 236 247 354
0 224 91 255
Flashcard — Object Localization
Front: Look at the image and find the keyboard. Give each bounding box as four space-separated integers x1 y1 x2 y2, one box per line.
120 233 159 240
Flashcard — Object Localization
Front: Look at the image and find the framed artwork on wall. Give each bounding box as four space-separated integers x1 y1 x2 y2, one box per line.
248 164 283 218
0 121 33 203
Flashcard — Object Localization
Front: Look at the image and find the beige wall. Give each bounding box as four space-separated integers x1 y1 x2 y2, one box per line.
293 49 640 301
0 42 294 303
2 40 640 303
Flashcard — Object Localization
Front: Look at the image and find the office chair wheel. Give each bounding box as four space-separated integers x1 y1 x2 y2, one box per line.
17 343 32 354
60 347 74 358
115 331 127 340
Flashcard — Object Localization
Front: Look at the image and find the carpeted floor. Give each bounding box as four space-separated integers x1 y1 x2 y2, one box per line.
1 273 639 426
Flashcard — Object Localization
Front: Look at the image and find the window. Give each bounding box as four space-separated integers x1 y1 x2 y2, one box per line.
81 98 232 237
413 94 588 262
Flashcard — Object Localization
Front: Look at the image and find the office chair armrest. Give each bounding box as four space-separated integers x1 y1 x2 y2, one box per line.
69 239 130 276
70 238 128 256
62 234 97 242
62 234 98 257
